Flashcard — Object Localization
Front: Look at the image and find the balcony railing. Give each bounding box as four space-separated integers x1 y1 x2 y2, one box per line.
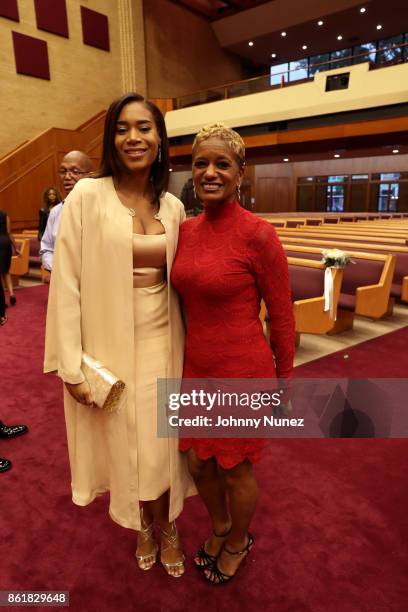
174 40 408 110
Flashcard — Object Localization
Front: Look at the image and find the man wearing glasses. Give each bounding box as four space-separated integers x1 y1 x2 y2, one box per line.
40 150 93 271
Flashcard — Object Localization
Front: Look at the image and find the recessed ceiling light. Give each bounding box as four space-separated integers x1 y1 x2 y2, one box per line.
337 35 343 41
334 154 341 158
376 24 382 30
392 149 399 154
360 7 366 13
302 44 308 50
283 158 289 162
281 31 287 37
318 20 324 26
248 41 254 46
271 53 277 58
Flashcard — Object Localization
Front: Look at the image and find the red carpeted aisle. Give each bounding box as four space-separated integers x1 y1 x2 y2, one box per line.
296 326 408 377
1 286 407 612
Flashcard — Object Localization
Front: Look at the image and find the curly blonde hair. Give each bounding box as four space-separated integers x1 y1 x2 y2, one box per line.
192 123 245 167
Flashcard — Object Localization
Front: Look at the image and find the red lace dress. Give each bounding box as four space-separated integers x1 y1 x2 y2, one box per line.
171 200 295 468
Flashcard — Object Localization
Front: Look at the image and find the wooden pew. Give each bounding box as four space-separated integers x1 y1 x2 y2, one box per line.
276 227 408 247
261 257 346 346
279 236 408 303
286 257 347 334
282 245 395 319
13 233 42 276
296 224 408 240
10 238 30 283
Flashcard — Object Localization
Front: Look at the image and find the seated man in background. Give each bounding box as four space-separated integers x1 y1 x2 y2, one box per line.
40 150 93 271
0 419 29 473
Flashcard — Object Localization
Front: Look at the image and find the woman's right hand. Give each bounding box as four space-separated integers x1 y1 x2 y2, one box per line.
64 380 93 405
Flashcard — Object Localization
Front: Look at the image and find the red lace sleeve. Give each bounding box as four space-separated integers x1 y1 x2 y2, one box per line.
247 221 295 378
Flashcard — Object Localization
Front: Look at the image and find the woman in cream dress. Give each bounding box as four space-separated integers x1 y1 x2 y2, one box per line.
44 93 194 578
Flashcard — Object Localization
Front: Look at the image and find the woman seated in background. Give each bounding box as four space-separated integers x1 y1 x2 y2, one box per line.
171 123 295 584
44 92 194 578
0 210 19 306
38 187 61 241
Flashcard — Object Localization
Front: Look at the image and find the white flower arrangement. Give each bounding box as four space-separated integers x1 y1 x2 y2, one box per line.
321 248 354 268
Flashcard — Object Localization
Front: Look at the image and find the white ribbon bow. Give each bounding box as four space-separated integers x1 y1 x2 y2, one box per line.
324 267 336 321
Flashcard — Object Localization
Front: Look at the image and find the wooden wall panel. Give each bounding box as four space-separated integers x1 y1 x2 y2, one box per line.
256 177 290 213
2 156 56 226
251 154 408 213
0 112 105 230
398 183 408 211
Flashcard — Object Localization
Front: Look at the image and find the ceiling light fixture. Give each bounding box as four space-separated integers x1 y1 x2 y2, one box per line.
281 31 287 37
302 44 308 50
334 154 340 158
271 53 277 58
337 35 343 41
318 20 324 26
392 149 399 154
248 41 254 46
360 7 366 13
376 24 382 30
283 158 289 162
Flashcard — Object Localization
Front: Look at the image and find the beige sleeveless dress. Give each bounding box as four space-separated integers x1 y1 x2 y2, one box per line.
132 232 170 500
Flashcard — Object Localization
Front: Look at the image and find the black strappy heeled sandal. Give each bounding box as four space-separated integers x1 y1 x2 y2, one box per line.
194 526 232 570
203 533 254 585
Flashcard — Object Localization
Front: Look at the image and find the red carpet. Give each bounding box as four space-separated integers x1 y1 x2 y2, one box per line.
296 326 408 377
1 286 407 611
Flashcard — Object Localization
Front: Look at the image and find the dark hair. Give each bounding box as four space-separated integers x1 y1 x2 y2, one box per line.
42 186 62 212
98 92 170 203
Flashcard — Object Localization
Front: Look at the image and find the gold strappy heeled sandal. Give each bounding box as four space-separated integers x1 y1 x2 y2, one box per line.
160 522 185 578
135 510 158 571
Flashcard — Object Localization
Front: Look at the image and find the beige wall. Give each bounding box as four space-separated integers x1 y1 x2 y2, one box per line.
0 0 125 157
143 0 247 99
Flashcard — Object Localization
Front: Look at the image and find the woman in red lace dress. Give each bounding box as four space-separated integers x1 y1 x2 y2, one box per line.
171 123 295 584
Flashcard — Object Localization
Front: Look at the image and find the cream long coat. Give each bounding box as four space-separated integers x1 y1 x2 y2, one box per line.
44 176 195 530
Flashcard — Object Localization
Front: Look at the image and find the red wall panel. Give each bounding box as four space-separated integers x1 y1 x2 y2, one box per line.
0 0 19 22
34 0 69 38
12 32 50 80
80 6 110 51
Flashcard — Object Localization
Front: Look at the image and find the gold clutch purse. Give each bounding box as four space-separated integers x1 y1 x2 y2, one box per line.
81 353 125 413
